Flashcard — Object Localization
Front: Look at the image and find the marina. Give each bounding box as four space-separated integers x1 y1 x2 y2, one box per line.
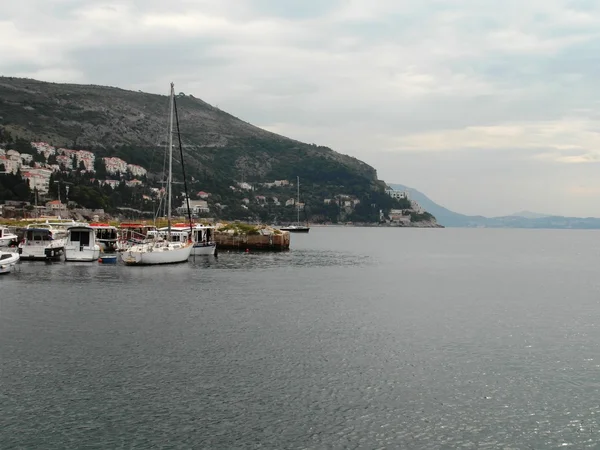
0 219 294 272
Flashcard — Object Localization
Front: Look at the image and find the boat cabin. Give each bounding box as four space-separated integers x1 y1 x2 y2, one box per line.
148 227 190 243
66 226 94 248
90 223 118 251
118 223 157 243
24 228 54 242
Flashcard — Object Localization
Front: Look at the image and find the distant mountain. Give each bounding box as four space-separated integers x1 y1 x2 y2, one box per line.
388 184 485 227
388 183 600 229
509 210 550 219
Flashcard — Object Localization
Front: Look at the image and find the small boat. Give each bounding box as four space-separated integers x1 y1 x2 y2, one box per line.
18 228 65 260
0 226 18 247
64 226 101 262
280 176 310 233
98 255 118 264
191 224 217 255
279 224 310 233
0 250 20 274
158 223 217 256
89 223 119 252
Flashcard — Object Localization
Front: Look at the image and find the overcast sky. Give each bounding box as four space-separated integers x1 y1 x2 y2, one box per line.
3 0 600 216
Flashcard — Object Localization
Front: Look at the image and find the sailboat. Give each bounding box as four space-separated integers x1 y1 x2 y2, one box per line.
120 83 193 265
281 176 310 233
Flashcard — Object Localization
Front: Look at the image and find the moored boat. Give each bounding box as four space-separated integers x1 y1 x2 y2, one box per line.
0 226 19 247
18 228 65 260
119 82 193 266
280 176 310 233
64 226 101 262
0 250 20 274
90 223 119 252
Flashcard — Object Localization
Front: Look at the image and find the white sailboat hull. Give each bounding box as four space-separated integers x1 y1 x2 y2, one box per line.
120 242 193 265
65 245 101 262
0 251 20 274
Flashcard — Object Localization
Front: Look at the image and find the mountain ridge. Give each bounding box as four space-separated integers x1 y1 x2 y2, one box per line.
389 183 600 229
0 77 433 224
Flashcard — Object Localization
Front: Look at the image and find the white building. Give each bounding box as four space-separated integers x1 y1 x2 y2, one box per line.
20 153 33 164
0 155 19 174
76 150 95 171
127 164 147 177
31 142 56 159
100 179 121 189
385 189 409 200
178 199 209 215
103 157 128 174
23 168 52 193
237 182 253 191
126 179 143 187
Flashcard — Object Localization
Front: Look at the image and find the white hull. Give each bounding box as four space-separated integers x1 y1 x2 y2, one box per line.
191 243 216 256
18 242 65 260
0 235 18 247
65 245 101 262
120 241 193 265
0 251 20 274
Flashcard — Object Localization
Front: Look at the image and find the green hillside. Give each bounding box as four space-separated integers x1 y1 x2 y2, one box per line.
0 77 418 223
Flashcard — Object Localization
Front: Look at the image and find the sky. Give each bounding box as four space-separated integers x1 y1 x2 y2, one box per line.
3 0 600 217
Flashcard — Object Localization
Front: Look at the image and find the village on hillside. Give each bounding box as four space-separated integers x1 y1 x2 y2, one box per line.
0 140 429 225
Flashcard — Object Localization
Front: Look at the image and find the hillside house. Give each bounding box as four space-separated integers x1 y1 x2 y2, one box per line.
386 189 409 200
197 191 210 199
177 199 209 216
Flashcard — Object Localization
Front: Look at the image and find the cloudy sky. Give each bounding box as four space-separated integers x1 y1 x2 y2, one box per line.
3 0 600 216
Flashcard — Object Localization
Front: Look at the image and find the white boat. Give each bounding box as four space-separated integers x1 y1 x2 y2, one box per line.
121 240 192 265
28 219 89 244
89 222 119 252
119 82 193 266
280 176 310 233
64 226 101 262
151 223 216 256
0 226 18 247
0 250 20 274
191 224 217 255
18 228 65 260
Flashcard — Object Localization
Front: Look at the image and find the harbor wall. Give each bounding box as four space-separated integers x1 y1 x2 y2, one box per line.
215 231 290 251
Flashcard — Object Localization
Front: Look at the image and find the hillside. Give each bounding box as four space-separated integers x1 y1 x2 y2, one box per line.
389 184 600 229
0 77 431 224
0 77 375 183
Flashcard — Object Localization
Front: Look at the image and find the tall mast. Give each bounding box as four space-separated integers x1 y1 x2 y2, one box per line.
297 176 300 225
167 83 174 235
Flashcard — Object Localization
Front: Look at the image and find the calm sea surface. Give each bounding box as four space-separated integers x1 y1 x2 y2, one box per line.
2 227 600 449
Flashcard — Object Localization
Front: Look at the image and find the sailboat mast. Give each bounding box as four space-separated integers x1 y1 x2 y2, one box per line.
167 82 174 235
297 176 300 225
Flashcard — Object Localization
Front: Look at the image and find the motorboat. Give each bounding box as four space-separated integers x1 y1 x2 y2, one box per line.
159 223 216 255
0 250 20 274
0 226 18 247
18 228 65 260
64 226 101 262
89 223 119 252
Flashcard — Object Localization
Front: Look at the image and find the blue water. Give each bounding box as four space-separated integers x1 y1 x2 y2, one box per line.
2 227 600 448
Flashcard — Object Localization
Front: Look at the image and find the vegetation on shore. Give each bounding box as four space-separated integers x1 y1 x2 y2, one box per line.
0 77 436 224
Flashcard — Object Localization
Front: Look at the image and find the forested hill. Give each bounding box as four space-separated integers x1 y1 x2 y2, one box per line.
0 77 376 187
0 77 421 223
